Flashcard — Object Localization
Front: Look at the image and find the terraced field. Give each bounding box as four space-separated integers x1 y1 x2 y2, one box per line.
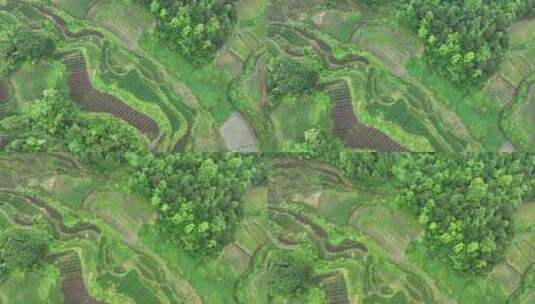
63 51 161 142
266 157 535 303
0 0 533 151
1 0 534 302
0 153 269 303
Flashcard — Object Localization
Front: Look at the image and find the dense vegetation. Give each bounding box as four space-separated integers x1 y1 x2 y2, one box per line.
2 90 146 162
290 128 396 180
0 25 55 76
396 153 535 274
401 0 535 86
0 227 49 278
130 153 263 255
267 250 312 298
141 0 238 61
292 131 535 274
268 58 319 98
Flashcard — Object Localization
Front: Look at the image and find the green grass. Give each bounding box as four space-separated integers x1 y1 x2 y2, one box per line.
0 265 62 304
50 175 104 210
56 0 94 19
104 68 183 133
139 34 234 125
363 291 409 304
140 225 237 304
11 61 67 102
515 88 535 146
318 10 364 43
317 191 371 224
406 241 508 304
407 59 505 150
98 271 160 304
243 187 267 216
366 99 441 147
0 209 10 229
272 93 332 144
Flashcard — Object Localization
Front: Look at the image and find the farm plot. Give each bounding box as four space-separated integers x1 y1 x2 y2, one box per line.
268 23 369 70
317 272 350 304
100 46 186 144
349 204 422 262
514 83 535 145
84 190 155 244
53 0 99 19
266 158 445 303
97 270 160 304
63 51 161 141
92 1 154 51
326 80 406 151
352 22 421 77
0 264 62 303
55 251 104 304
0 80 11 123
35 5 103 41
0 190 101 241
0 80 8 103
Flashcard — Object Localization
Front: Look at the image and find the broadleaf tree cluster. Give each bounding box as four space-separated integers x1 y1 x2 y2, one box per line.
130 153 264 256
289 128 397 180
292 132 535 274
141 0 238 61
2 90 147 162
267 250 312 298
401 0 535 86
0 25 55 76
268 58 320 98
0 227 49 278
395 153 535 274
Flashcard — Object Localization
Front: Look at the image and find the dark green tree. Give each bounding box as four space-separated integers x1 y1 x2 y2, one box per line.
395 153 535 274
268 58 319 97
130 153 264 255
267 251 312 297
400 0 535 86
142 0 238 62
0 227 49 277
3 90 147 162
0 23 55 76
12 27 56 62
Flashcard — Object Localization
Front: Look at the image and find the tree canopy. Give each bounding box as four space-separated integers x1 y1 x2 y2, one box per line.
130 153 264 255
267 250 312 297
2 90 147 162
0 227 49 277
395 153 535 274
400 0 535 86
142 0 238 61
0 25 55 76
268 58 320 98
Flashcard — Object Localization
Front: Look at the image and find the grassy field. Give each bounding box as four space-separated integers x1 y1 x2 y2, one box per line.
11 61 68 102
0 265 63 303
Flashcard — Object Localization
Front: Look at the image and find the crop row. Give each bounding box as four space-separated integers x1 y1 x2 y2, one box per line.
56 252 104 304
63 52 160 141
327 81 406 151
0 80 8 103
321 273 350 304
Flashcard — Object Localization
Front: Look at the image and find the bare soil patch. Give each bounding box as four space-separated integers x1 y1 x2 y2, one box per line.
220 112 258 152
